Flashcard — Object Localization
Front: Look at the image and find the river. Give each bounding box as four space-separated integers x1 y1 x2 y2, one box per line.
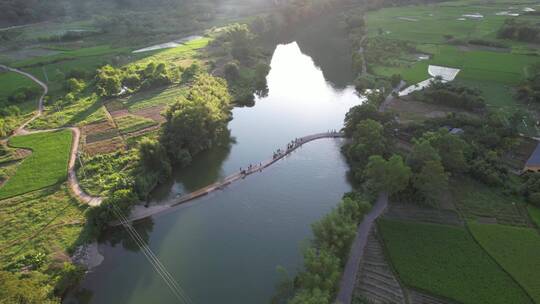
70 40 363 303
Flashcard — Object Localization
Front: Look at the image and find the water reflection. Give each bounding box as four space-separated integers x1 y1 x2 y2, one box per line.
72 42 362 304
152 42 361 203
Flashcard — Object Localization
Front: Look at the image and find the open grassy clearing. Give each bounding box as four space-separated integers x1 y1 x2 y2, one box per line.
0 71 40 101
12 45 130 69
0 130 72 200
451 177 530 226
386 97 478 124
29 95 107 129
378 219 531 304
115 114 158 134
469 222 540 303
365 0 540 48
130 37 210 67
454 78 516 108
528 205 540 228
428 45 536 84
111 85 187 112
0 185 87 271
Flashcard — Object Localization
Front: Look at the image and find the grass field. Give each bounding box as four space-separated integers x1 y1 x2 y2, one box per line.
115 85 187 111
131 37 210 67
378 219 531 304
451 177 529 226
0 186 87 265
365 0 539 98
0 130 73 200
365 1 540 47
528 205 540 228
0 71 40 101
469 222 540 303
29 95 107 130
115 114 158 134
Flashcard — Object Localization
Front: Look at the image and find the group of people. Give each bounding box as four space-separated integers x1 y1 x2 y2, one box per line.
241 131 341 175
239 162 263 176
273 137 302 160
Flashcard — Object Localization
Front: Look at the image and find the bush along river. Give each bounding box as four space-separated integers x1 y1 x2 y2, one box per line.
68 41 364 304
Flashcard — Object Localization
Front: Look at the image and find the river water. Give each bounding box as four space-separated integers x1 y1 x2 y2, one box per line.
72 41 362 303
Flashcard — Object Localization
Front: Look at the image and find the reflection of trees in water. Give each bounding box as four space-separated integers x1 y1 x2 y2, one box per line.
103 218 155 252
270 12 354 89
151 133 234 200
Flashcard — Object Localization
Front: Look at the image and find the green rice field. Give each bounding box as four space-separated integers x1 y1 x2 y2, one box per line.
469 222 540 303
378 219 531 304
0 130 73 200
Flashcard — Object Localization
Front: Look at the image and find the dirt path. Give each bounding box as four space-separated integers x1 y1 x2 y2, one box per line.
336 192 388 304
0 65 102 206
357 35 368 76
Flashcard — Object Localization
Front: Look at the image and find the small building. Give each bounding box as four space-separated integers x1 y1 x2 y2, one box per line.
449 128 464 135
525 143 540 172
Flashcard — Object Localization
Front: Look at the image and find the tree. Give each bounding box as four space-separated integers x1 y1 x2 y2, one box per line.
413 160 449 205
345 119 388 170
420 129 469 173
224 61 240 82
390 74 402 87
181 62 202 84
161 74 231 166
96 65 122 97
343 104 379 136
407 140 441 172
65 78 85 93
138 138 171 181
365 155 411 194
226 24 255 63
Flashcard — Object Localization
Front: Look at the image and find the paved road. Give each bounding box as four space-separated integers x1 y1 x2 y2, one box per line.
0 65 102 206
336 192 389 304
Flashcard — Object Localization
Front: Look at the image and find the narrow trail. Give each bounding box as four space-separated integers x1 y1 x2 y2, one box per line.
357 35 368 76
336 193 389 304
0 65 102 206
117 132 345 225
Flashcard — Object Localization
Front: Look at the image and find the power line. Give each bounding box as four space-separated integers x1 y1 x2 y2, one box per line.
111 205 194 304
112 206 192 304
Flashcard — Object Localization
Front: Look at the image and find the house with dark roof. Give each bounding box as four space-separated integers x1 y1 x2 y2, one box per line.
525 143 540 172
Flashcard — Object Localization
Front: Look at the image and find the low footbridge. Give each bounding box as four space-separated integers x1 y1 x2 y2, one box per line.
118 131 345 224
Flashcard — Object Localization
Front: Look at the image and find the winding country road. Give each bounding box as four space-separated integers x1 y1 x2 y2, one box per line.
0 65 102 206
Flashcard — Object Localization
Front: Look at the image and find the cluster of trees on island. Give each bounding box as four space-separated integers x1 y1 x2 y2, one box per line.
87 73 232 232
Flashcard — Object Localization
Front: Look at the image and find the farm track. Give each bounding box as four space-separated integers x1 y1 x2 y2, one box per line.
0 65 102 206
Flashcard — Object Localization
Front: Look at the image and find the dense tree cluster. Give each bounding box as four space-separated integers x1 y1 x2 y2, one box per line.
517 63 540 104
161 73 232 166
209 24 271 105
96 61 178 97
286 194 371 303
415 79 486 110
498 19 540 43
0 0 225 27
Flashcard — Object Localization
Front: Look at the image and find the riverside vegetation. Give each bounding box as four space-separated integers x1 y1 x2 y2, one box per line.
2 0 540 303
